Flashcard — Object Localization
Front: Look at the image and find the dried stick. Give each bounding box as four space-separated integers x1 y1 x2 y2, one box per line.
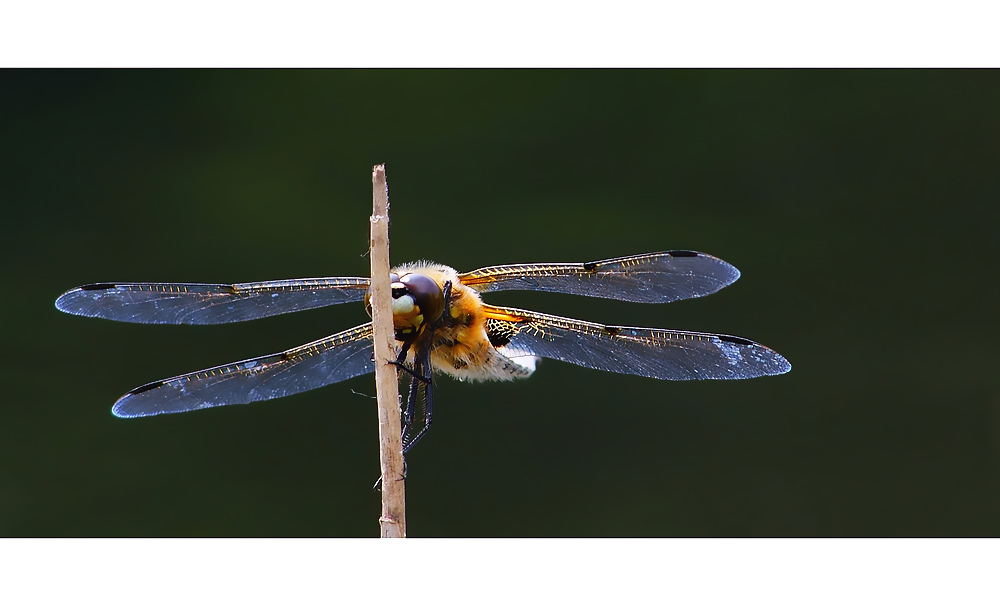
370 164 406 538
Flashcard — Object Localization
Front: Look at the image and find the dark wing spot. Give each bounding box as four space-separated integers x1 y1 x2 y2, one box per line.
80 283 117 291
485 318 514 348
666 250 698 257
603 326 622 337
718 335 753 346
488 332 511 348
129 380 165 395
583 262 598 272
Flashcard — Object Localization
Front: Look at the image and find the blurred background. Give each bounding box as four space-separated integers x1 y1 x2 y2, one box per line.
1 70 997 537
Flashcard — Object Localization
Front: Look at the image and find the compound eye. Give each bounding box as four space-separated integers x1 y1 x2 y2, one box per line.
400 273 444 323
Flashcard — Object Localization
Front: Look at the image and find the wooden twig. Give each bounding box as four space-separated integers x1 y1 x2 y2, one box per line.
370 164 406 538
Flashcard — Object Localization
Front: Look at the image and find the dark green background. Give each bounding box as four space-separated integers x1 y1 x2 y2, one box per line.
2 70 997 537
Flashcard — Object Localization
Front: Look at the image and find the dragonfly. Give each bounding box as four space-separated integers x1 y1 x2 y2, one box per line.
55 251 791 453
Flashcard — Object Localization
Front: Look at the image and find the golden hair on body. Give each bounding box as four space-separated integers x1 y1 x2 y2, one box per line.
389 261 538 382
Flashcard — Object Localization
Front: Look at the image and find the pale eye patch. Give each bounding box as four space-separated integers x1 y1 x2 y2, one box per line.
392 295 415 314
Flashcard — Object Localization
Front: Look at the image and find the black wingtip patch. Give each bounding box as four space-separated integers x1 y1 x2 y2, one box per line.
667 250 699 258
80 283 118 291
718 335 754 346
129 380 165 395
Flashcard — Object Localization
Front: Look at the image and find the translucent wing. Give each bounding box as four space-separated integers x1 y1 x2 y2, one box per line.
458 251 740 303
112 323 375 417
482 305 790 381
55 277 370 324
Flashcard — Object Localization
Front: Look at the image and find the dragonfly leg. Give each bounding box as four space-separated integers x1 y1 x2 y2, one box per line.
391 359 431 384
402 345 434 454
395 340 412 364
440 280 453 322
389 337 433 384
401 372 421 450
402 376 433 454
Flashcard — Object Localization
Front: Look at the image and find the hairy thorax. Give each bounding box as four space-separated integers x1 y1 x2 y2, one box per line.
392 261 534 382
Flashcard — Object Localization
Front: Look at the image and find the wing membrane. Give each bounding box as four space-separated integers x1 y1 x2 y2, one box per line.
483 305 790 381
55 277 370 324
458 251 740 303
112 323 375 417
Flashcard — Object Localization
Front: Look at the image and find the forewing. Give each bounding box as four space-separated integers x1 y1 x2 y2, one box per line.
482 305 790 381
112 323 375 417
458 251 740 303
55 277 370 324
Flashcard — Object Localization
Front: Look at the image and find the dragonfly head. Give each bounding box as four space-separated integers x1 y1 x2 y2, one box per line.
365 271 445 338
